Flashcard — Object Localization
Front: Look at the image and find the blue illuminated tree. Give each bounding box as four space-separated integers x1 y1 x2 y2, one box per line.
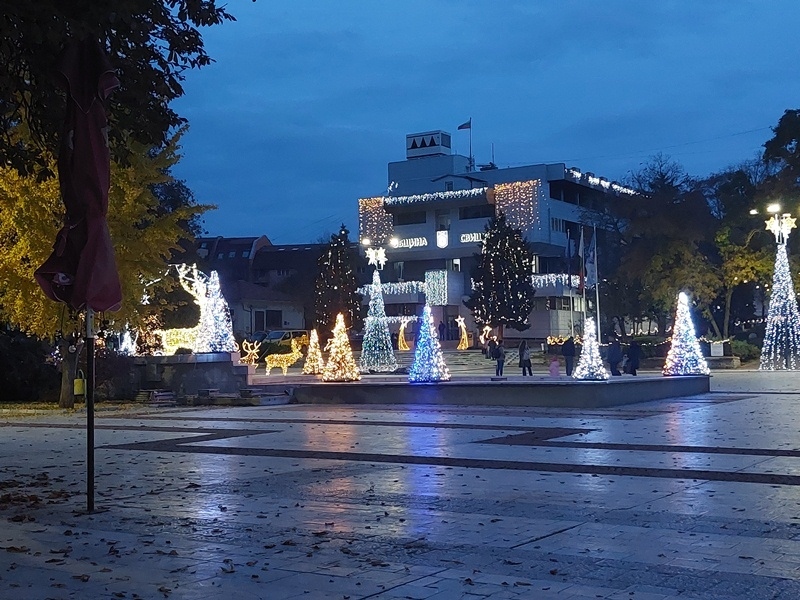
409 305 450 383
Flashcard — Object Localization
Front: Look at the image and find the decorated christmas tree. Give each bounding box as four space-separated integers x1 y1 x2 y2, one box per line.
302 329 325 375
573 317 608 380
314 225 362 332
322 313 361 382
360 270 398 372
195 271 237 353
409 305 450 383
464 212 536 333
760 243 800 370
663 292 710 376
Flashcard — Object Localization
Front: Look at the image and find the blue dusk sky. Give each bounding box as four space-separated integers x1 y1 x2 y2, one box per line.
172 0 800 244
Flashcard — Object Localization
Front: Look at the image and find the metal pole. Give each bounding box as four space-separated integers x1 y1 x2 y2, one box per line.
593 226 601 340
86 308 95 513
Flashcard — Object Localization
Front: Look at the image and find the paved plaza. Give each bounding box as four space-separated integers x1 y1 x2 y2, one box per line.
1 370 800 599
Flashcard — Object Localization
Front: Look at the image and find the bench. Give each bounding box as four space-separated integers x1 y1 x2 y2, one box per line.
135 389 177 404
197 388 220 398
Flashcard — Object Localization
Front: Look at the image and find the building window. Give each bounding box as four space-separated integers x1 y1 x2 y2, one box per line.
459 204 494 220
242 250 250 258
217 252 224 259
393 210 427 226
276 269 291 277
228 251 236 258
266 310 282 328
395 261 404 281
254 310 265 332
450 258 461 272
551 217 567 233
445 181 454 191
435 209 450 231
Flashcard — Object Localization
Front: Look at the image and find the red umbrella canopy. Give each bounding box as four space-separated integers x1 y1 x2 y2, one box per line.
35 38 122 313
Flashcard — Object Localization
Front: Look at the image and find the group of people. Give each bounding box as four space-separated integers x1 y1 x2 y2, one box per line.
484 334 642 378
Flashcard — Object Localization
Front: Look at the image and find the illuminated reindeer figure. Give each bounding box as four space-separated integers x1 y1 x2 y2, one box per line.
154 264 208 355
264 339 303 375
240 339 262 365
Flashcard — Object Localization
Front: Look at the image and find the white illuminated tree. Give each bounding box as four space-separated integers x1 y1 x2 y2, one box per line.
360 269 398 372
573 317 608 380
195 271 236 353
663 292 710 376
409 305 450 383
760 213 800 369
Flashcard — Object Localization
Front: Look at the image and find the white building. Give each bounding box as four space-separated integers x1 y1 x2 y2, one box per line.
358 129 636 344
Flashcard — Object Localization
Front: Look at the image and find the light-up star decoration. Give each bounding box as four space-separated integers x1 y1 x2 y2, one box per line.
766 214 797 244
455 316 468 350
366 247 388 269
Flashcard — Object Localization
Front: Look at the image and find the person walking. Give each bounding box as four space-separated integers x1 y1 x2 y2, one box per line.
608 337 623 376
627 340 641 376
518 340 532 376
494 340 506 376
562 336 576 377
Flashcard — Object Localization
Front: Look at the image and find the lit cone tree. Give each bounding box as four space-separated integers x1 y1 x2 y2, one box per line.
409 305 450 383
663 292 710 376
573 317 608 380
464 212 535 334
360 269 398 372
195 271 237 353
314 225 362 332
322 313 360 382
760 216 800 369
302 329 325 375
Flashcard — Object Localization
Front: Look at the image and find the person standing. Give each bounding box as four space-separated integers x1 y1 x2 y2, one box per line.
438 321 446 341
562 336 576 377
495 340 506 376
487 336 497 361
627 340 641 376
518 340 532 376
608 337 623 376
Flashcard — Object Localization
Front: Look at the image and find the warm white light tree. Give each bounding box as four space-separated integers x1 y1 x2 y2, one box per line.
573 316 608 380
195 271 237 353
663 292 710 376
302 329 325 375
322 313 360 382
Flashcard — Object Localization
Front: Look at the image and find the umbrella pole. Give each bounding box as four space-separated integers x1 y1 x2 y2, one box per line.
86 308 95 513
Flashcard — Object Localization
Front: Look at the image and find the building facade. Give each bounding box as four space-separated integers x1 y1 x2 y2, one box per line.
358 129 636 344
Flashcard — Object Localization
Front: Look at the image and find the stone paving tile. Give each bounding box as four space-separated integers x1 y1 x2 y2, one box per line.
3 371 800 598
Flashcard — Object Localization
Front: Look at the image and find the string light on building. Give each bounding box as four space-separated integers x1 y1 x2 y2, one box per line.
408 305 451 383
455 316 469 350
383 187 488 206
663 292 710 376
357 280 426 296
302 329 325 375
358 197 393 246
494 180 540 230
573 317 608 380
531 274 581 289
424 270 448 305
760 212 800 370
322 313 361 382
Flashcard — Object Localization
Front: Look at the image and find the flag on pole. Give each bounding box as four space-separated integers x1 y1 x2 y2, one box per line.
458 118 471 130
585 231 598 289
565 229 572 288
578 227 585 292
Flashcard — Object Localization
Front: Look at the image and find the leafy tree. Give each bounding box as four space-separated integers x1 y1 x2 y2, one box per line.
314 225 362 332
0 134 211 405
0 1 235 176
464 212 535 332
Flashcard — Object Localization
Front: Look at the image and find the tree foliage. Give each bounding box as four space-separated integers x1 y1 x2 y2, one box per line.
0 133 212 338
0 0 234 176
464 212 535 331
314 226 362 332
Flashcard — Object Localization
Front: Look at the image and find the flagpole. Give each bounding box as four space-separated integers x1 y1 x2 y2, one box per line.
593 225 601 340
566 229 573 336
581 226 587 326
469 118 473 171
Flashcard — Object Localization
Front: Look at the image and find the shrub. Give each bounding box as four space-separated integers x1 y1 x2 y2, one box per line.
0 329 59 402
730 340 760 363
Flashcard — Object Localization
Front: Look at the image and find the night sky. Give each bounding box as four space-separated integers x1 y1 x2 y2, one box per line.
171 0 800 243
